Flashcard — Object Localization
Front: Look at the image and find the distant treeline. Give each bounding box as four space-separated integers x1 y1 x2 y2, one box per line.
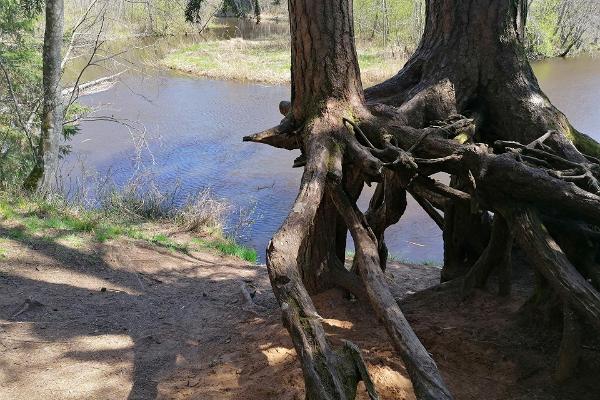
62 0 599 57
353 0 600 58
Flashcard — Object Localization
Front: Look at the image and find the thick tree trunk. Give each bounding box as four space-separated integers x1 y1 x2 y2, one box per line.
365 0 599 159
24 0 64 194
288 0 363 122
246 0 600 397
287 0 365 294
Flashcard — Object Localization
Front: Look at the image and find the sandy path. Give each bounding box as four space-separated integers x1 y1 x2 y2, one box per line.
1 226 598 399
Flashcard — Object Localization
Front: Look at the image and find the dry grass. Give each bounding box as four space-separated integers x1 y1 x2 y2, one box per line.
175 188 229 234
0 188 257 263
161 37 407 86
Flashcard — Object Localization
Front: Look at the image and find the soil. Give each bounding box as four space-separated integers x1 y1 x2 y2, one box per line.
1 223 599 400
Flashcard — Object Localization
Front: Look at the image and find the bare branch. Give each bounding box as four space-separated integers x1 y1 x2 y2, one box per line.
243 119 301 150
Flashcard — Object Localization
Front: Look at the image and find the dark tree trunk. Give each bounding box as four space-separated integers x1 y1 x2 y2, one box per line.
288 0 363 121
24 0 64 193
288 0 365 294
365 0 599 158
245 0 600 398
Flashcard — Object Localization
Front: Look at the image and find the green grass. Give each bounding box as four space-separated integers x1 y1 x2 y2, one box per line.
94 223 127 242
193 237 258 263
0 193 257 262
150 233 190 253
161 37 406 85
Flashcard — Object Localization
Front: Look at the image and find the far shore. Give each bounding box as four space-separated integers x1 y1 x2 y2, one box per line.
160 37 408 85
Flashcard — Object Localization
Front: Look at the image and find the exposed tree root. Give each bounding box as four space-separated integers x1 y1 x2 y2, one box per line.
329 181 453 400
243 0 600 396
264 132 379 400
409 191 444 230
250 103 600 396
364 172 407 271
505 208 600 332
462 214 513 298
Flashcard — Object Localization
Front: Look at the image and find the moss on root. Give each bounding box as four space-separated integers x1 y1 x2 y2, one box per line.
568 126 600 159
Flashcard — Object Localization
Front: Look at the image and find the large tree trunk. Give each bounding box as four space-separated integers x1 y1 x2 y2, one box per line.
24 0 64 194
287 0 365 293
245 0 453 398
366 0 600 281
366 0 599 159
246 0 600 397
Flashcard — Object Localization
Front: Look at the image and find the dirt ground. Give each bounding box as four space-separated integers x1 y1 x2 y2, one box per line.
1 223 599 400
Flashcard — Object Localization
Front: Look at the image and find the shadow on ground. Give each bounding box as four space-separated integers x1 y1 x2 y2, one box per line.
1 220 599 400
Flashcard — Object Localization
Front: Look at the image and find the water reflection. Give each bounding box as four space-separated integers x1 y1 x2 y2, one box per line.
69 49 600 264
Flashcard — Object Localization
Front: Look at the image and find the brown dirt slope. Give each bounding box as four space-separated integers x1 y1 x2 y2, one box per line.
0 223 598 399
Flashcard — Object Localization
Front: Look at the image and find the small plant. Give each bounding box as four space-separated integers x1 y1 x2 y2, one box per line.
175 188 229 233
193 237 257 263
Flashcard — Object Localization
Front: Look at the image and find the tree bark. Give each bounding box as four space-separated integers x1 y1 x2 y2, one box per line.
288 0 363 122
245 0 600 397
365 0 599 159
24 0 64 194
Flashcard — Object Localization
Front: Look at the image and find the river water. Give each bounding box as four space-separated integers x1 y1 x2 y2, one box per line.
69 40 600 263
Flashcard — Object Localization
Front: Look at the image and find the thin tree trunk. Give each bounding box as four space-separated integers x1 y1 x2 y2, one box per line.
24 0 64 193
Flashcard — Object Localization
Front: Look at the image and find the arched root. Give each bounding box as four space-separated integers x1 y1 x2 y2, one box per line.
266 134 378 400
505 208 600 333
462 214 513 298
329 181 453 400
365 172 408 271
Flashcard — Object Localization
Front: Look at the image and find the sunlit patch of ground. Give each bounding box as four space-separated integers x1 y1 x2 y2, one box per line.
0 325 133 400
2 211 598 399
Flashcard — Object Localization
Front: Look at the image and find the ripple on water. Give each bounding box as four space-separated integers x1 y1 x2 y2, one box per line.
70 55 600 263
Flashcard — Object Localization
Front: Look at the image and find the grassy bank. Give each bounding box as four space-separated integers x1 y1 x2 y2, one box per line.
161 37 407 85
0 193 257 263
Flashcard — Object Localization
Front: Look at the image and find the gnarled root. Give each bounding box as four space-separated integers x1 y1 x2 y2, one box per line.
329 181 453 400
505 208 600 333
266 134 378 400
365 172 408 271
249 84 600 398
462 214 514 298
